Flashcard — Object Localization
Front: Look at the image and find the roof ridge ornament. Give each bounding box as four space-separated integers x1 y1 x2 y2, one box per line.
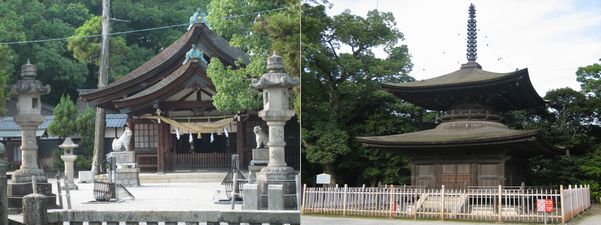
188 8 208 30
462 3 482 69
183 44 207 65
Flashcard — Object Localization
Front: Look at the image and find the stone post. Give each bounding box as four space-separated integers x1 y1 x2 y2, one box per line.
243 184 259 210
10 60 50 183
250 52 299 209
59 137 78 190
0 143 8 225
22 193 47 225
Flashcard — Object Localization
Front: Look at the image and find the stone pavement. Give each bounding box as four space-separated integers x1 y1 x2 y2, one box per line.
50 178 240 211
302 204 601 225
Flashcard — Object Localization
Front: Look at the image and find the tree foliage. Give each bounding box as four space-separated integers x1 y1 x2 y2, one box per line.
48 95 78 138
206 0 300 113
301 3 432 185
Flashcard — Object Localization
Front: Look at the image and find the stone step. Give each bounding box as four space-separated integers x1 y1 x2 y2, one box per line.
137 171 229 183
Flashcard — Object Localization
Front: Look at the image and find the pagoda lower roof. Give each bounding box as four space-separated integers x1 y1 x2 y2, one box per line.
81 23 248 110
357 120 559 154
382 67 546 111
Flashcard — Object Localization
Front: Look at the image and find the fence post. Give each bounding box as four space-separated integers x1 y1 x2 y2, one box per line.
342 184 347 216
389 184 394 218
498 185 502 223
440 185 445 221
413 187 417 220
301 183 307 214
560 185 565 224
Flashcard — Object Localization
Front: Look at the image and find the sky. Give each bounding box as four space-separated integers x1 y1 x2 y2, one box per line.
326 0 601 95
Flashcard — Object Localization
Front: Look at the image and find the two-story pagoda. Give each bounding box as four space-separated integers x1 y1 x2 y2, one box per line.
81 11 300 173
357 4 559 188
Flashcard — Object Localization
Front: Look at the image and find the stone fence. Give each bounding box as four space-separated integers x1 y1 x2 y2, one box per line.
12 208 300 225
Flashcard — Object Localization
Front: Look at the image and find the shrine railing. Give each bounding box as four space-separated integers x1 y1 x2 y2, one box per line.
302 184 591 223
169 152 230 170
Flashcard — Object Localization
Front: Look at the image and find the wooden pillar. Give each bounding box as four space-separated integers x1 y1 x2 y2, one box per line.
127 115 134 151
157 122 167 173
236 119 245 168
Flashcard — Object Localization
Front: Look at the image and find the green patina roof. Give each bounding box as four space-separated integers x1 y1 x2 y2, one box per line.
357 121 538 147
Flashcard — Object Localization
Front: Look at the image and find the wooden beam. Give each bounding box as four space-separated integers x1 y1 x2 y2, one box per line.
159 100 214 111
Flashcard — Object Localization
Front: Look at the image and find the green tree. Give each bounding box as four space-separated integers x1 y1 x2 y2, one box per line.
0 45 16 115
206 0 300 113
576 60 601 96
75 107 95 170
301 4 427 185
48 95 78 138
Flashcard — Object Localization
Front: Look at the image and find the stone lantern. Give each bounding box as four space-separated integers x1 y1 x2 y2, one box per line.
10 60 50 183
59 137 78 190
8 60 57 213
250 52 299 209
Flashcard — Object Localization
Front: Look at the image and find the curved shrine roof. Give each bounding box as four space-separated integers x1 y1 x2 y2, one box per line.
81 23 248 110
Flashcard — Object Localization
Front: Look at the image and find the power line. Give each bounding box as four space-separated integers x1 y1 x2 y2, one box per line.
0 6 289 46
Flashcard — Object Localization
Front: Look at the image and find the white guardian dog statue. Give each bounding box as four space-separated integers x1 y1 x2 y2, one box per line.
253 126 268 149
112 127 133 151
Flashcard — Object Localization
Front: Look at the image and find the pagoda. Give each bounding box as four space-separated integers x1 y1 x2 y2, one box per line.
357 4 559 188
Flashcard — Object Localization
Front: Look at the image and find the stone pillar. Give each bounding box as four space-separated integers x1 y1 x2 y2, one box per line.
250 53 299 210
243 184 259 210
59 137 78 190
0 143 8 225
268 184 284 210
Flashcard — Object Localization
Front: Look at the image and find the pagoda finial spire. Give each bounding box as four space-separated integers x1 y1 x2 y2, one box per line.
466 3 477 62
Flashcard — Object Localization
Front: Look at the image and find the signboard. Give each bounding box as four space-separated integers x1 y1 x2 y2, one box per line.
536 199 546 212
545 199 554 212
537 199 554 212
316 173 331 184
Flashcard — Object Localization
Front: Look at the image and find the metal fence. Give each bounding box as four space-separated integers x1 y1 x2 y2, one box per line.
302 184 591 223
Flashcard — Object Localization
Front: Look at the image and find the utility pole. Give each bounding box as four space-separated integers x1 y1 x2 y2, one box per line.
92 0 110 175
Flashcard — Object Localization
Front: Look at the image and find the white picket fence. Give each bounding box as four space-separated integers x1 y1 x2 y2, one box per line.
301 184 591 223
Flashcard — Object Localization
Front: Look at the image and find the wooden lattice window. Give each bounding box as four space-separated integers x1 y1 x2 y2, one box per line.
134 123 157 149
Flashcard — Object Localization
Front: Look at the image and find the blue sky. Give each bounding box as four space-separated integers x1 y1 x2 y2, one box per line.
327 0 601 95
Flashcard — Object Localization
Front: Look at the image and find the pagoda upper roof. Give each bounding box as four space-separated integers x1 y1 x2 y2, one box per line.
357 120 560 154
382 66 546 111
81 23 248 110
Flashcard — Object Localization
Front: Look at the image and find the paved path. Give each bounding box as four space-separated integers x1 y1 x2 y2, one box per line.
303 204 601 225
52 179 240 211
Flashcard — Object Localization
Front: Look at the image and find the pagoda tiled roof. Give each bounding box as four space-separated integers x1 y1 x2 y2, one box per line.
357 120 560 154
382 68 546 111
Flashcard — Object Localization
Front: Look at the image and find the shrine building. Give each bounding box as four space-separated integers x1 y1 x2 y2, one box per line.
357 4 560 188
81 11 299 173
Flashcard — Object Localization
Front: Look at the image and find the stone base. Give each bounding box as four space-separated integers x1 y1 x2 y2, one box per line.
11 168 47 183
7 182 58 214
256 166 298 210
114 167 140 187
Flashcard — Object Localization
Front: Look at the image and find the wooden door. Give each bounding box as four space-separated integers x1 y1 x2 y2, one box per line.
414 164 435 188
441 164 471 188
477 164 501 186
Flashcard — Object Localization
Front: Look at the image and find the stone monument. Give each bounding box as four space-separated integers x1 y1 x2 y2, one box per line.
108 127 140 187
250 52 299 209
59 137 78 190
7 60 57 213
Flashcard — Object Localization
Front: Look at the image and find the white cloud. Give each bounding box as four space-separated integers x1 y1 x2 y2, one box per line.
326 0 601 95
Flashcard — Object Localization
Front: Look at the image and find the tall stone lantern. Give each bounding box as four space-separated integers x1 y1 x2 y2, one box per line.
8 60 57 213
251 52 299 209
10 60 50 183
59 137 78 190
